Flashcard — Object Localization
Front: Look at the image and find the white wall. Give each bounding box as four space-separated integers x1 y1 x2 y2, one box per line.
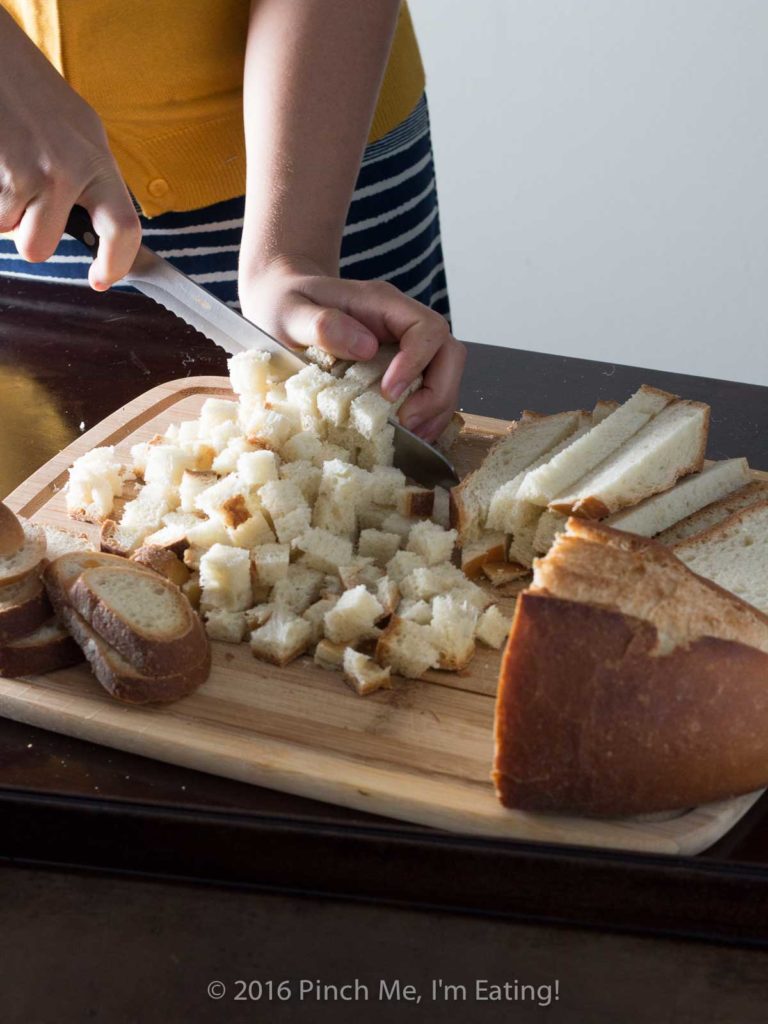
410 0 768 385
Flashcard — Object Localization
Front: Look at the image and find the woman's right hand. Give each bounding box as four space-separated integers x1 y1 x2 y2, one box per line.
0 8 140 289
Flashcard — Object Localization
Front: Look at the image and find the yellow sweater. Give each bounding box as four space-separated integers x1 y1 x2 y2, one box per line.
5 1 425 217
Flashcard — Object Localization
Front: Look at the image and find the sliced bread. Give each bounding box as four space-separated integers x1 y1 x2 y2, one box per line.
656 479 768 546
673 501 768 613
0 519 46 587
0 573 52 643
549 400 710 518
0 618 83 677
450 410 584 544
41 524 97 560
517 385 675 506
66 565 209 677
606 457 751 538
59 604 210 703
0 502 25 558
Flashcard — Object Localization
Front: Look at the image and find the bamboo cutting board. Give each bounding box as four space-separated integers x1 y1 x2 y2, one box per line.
1 376 763 856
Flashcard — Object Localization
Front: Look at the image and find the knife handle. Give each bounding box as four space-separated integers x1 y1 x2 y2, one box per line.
65 205 99 257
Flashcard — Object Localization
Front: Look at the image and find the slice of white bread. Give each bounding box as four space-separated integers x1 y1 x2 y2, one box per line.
67 565 209 678
605 458 751 538
0 502 25 558
59 604 209 703
0 573 52 643
656 479 768 546
0 618 83 677
0 520 46 587
673 501 768 613
517 385 675 506
494 519 768 815
451 410 583 544
549 400 710 518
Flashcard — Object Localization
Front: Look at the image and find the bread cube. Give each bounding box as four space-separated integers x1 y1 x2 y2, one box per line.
294 528 354 574
432 486 451 529
186 517 232 550
237 450 279 487
406 520 457 566
204 609 247 644
349 390 392 441
211 437 254 476
323 585 383 645
250 609 313 666
460 533 508 580
200 544 253 611
380 512 419 543
245 604 275 630
430 593 478 670
343 648 392 696
343 348 393 388
316 379 366 427
143 444 194 490
284 364 335 426
279 460 322 504
399 566 491 611
314 638 346 671
368 466 406 507
376 576 400 618
375 618 439 679
70 446 124 496
181 440 216 471
272 507 312 545
119 484 173 536
229 510 276 549
398 598 432 625
397 486 434 519
99 518 147 556
356 424 395 469
177 419 200 443
182 571 201 609
130 441 150 481
258 479 309 524
243 408 295 451
194 474 260 526
385 550 428 585
281 430 323 464
68 474 116 523
228 350 272 398
179 470 217 513
199 397 239 435
252 543 291 586
271 564 324 614
314 443 351 467
338 559 383 592
207 420 242 455
312 459 363 537
357 505 390 531
303 596 339 644
358 528 401 567
475 605 511 649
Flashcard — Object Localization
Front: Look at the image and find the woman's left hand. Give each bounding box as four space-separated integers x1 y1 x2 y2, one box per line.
239 256 466 443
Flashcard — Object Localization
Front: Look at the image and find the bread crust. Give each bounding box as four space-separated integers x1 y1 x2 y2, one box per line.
0 521 46 587
0 574 52 643
0 502 25 558
0 620 83 677
60 605 210 704
68 567 208 678
494 592 768 816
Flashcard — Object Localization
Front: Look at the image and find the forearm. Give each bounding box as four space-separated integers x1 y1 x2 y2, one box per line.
239 0 401 280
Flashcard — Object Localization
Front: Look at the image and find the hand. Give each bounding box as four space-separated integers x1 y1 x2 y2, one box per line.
240 257 466 442
0 9 140 289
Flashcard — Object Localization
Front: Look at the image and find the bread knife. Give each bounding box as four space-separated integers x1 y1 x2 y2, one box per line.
65 207 459 489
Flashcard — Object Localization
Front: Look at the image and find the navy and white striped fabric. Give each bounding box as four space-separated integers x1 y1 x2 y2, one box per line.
0 95 450 320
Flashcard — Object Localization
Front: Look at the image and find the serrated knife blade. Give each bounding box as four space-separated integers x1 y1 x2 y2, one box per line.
64 206 460 488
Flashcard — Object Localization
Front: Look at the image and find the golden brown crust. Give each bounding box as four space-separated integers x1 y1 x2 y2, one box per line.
494 592 768 816
460 535 507 580
0 575 52 643
481 560 530 587
98 520 134 556
0 620 83 677
0 503 24 559
130 546 190 588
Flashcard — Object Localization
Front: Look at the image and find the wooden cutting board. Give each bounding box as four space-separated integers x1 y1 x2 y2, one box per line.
1 376 762 856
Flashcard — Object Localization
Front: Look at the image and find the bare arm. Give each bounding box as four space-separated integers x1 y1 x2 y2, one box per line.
239 0 465 440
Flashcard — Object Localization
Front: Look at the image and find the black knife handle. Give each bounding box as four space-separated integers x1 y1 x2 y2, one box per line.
65 205 99 257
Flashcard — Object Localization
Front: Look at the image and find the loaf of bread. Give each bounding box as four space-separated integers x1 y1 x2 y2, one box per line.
494 519 768 816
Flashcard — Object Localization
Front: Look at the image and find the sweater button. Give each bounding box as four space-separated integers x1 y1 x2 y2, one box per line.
148 178 169 198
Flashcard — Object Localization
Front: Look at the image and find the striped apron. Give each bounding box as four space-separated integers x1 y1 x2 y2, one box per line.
0 96 450 321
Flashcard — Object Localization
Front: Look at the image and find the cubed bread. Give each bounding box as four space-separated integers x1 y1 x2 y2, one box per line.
314 638 346 670
398 598 432 624
243 408 295 451
316 379 366 427
279 460 322 504
376 576 400 617
342 648 392 696
177 419 200 443
99 519 147 556
349 390 392 441
284 364 335 426
143 444 194 489
481 560 529 588
338 558 382 590
271 564 324 614
380 511 419 543
397 486 434 518
199 544 252 611
237 449 279 487
258 479 309 524
369 466 406 507
250 609 312 666
406 520 457 566
179 470 218 513
430 593 478 670
228 350 272 398
399 565 490 611
245 604 275 630
204 608 247 644
229 509 276 548
460 533 507 580
271 507 312 545
186 517 232 550
356 505 390 531
303 596 339 643
119 485 173 537
475 605 511 648
312 459 364 537
252 543 291 586
385 550 428 585
375 617 440 680
199 397 239 435
130 545 190 588
182 572 201 610
211 437 252 476
194 474 260 526
294 528 354 574
323 585 384 644
281 430 323 464
358 528 401 567
356 424 395 469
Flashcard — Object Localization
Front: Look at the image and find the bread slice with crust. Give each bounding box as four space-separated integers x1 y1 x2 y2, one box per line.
0 502 25 558
0 618 83 677
0 520 46 587
657 478 768 546
58 604 209 703
494 519 768 815
67 566 208 677
0 573 52 643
